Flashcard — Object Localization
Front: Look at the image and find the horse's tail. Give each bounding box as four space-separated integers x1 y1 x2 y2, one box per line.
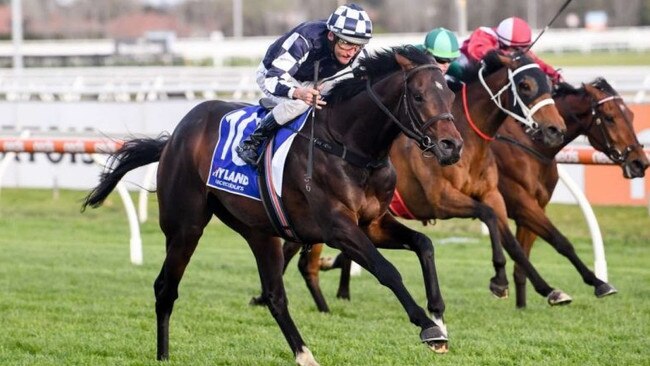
81 134 169 211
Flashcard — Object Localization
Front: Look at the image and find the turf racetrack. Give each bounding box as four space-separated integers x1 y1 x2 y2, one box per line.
1 189 648 365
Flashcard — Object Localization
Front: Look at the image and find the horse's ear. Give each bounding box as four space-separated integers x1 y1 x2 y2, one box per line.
482 50 506 72
395 53 415 71
583 83 598 95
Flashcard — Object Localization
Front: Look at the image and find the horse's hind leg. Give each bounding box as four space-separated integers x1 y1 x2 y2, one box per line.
248 236 318 366
512 226 537 308
154 190 212 360
295 243 330 312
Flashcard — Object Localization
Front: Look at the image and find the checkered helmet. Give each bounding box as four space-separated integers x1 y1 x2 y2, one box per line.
326 4 372 45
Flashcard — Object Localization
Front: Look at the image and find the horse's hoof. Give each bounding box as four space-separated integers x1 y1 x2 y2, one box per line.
489 282 509 299
319 256 335 271
428 341 449 354
249 295 267 306
295 346 320 366
547 289 572 306
595 283 618 298
420 326 449 354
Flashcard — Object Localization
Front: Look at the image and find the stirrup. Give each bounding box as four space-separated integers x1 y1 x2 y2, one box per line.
236 143 261 166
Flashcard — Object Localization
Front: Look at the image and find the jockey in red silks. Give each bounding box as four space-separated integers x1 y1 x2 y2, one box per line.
457 17 563 83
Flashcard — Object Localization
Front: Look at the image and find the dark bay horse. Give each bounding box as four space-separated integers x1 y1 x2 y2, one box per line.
493 78 649 308
82 46 463 364
258 51 571 313
280 77 649 313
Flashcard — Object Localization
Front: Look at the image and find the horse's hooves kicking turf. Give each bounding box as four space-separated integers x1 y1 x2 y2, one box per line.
547 289 573 306
595 283 618 298
489 282 509 299
420 327 449 354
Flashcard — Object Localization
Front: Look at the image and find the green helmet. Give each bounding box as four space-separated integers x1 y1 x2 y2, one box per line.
422 27 460 60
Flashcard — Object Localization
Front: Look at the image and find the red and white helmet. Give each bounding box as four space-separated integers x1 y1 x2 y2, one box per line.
496 17 532 47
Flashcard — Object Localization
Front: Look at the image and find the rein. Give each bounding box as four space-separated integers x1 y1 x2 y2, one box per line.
478 62 555 133
284 125 388 170
494 134 553 164
462 83 494 141
365 64 454 153
283 63 454 171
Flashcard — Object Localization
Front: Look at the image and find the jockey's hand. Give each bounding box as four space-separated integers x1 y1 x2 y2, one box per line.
294 86 327 109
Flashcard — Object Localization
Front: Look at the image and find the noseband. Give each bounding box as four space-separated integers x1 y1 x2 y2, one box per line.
588 93 643 163
478 62 555 134
366 64 454 152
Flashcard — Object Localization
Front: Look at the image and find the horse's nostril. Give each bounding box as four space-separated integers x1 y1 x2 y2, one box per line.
548 126 565 138
633 159 649 175
440 139 455 152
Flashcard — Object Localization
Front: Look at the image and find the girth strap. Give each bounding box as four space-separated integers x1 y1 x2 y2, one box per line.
258 137 303 243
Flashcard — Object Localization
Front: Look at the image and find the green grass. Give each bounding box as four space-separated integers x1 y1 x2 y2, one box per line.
0 189 649 365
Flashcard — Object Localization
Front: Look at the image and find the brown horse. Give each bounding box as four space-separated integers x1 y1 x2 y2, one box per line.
82 46 464 365
493 78 649 308
278 77 648 313
256 51 571 313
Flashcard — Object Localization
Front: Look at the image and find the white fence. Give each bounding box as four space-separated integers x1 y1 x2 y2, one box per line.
3 27 650 63
1 66 650 103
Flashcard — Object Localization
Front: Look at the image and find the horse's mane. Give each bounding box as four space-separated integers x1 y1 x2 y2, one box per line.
553 77 616 99
591 77 617 96
553 82 582 97
459 51 534 84
327 45 432 105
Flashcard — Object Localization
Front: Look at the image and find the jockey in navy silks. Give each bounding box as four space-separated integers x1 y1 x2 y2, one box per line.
236 3 373 166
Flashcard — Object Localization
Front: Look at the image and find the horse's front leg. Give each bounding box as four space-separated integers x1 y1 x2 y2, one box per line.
325 215 449 353
423 188 509 298
247 235 319 366
483 190 573 306
512 198 616 304
250 239 303 307
366 214 446 327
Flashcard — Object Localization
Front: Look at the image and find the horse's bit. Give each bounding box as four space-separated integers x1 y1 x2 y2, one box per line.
588 92 643 163
366 64 454 154
478 62 555 134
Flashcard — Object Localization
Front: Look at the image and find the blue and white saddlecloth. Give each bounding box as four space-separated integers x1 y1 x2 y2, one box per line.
207 105 309 200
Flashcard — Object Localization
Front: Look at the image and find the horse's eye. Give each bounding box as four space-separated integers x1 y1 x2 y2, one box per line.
413 94 424 102
604 115 615 124
518 81 531 92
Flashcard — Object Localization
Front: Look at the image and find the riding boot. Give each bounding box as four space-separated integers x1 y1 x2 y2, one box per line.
236 112 281 166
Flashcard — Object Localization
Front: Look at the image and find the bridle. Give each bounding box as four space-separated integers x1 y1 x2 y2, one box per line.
478 61 555 134
586 91 643 163
366 63 454 153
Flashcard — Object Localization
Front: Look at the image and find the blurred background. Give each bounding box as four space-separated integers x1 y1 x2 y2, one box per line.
0 0 648 208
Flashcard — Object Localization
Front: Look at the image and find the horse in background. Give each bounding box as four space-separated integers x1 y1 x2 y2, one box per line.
82 46 463 365
278 77 647 313
256 51 571 313
493 78 649 307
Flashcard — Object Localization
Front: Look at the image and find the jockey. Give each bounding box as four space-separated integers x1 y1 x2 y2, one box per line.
458 16 562 83
415 27 461 75
236 3 373 166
